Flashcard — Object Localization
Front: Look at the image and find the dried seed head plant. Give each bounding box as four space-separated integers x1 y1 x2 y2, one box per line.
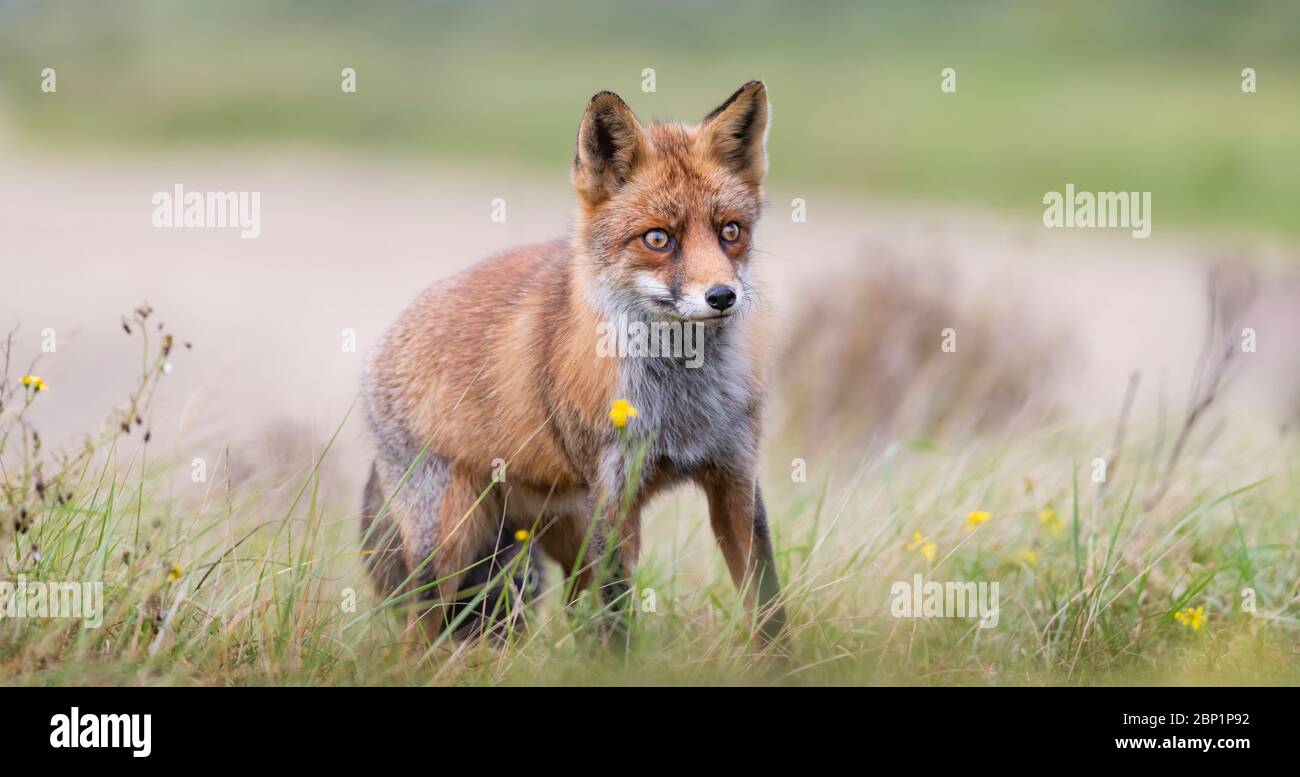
0 304 186 542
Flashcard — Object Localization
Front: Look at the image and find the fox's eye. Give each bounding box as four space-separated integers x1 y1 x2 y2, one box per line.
642 229 671 251
720 222 742 243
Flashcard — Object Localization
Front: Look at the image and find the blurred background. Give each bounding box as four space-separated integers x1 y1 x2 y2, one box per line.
1 0 1297 486
2 0 1298 232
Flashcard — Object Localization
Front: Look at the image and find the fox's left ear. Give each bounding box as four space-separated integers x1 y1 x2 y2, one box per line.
699 80 769 189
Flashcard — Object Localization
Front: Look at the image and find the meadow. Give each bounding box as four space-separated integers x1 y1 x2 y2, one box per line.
2 287 1296 686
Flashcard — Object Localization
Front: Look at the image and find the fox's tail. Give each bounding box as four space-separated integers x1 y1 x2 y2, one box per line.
360 461 409 598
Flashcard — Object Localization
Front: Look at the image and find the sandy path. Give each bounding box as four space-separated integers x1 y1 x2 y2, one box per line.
3 149 1295 493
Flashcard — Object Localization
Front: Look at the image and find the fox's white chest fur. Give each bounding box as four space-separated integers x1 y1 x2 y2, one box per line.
618 319 757 473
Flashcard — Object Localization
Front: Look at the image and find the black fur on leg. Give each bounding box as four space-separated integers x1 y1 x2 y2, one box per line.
446 530 542 641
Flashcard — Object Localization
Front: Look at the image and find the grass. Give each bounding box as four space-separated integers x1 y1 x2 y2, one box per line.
1 0 1298 236
2 309 1298 686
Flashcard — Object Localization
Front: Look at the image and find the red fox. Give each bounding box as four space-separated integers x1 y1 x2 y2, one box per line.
361 81 784 642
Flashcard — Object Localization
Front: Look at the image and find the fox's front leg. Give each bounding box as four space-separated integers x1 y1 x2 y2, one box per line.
581 446 644 634
698 467 785 642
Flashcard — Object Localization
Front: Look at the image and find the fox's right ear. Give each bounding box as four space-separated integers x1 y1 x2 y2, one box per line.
572 91 646 204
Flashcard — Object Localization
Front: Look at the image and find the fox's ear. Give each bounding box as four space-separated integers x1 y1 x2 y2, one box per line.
699 80 769 188
572 90 646 204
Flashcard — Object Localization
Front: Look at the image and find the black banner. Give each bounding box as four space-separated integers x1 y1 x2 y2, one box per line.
6 685 1286 764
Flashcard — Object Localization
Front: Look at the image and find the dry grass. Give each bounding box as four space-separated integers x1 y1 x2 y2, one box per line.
774 257 1067 454
1 302 1298 686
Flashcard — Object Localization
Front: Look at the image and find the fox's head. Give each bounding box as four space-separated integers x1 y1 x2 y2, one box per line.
571 81 769 324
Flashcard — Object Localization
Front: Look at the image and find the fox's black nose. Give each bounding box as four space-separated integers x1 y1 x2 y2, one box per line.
705 285 737 312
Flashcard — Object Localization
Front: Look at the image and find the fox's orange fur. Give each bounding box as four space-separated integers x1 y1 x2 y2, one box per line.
361 81 784 642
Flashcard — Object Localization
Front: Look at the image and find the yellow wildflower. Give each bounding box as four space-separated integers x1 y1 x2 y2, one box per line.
1174 606 1206 630
906 531 937 562
608 399 638 429
20 374 47 392
965 510 991 530
514 528 530 542
167 562 182 582
1016 548 1038 566
1038 507 1063 532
